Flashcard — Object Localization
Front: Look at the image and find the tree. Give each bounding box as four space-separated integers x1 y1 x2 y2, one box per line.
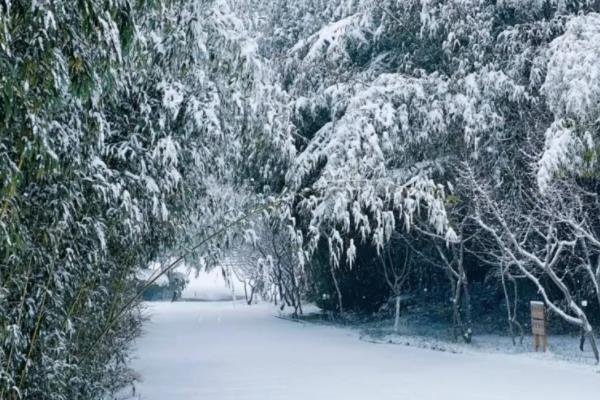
0 0 294 398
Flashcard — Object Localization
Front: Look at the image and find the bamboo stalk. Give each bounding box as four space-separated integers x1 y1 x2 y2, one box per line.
18 268 54 391
1 264 32 399
0 151 26 220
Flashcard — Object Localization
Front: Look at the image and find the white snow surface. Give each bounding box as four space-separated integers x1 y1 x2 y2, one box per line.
127 302 599 400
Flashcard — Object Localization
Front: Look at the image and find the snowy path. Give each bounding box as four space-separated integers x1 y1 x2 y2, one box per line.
129 302 598 400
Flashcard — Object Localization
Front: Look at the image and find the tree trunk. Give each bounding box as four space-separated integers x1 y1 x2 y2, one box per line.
330 263 343 315
461 276 473 343
444 265 460 341
394 295 401 332
500 264 516 345
457 232 472 343
453 279 463 342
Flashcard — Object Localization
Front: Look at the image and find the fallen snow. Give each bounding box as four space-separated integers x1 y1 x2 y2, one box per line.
126 302 599 400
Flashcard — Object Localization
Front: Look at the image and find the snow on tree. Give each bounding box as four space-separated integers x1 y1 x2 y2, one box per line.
3 1 600 398
232 0 600 358
287 72 455 262
538 13 600 191
0 0 294 398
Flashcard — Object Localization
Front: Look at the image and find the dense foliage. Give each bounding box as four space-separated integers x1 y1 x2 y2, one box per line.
0 0 290 398
2 0 600 398
233 0 600 359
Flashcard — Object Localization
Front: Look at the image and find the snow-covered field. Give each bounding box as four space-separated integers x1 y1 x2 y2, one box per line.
125 302 599 400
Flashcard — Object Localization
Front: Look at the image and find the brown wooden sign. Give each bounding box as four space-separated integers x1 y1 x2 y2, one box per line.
531 319 545 335
530 301 547 352
531 301 545 320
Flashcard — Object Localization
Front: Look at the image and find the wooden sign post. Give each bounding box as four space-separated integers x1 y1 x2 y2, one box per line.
530 301 547 352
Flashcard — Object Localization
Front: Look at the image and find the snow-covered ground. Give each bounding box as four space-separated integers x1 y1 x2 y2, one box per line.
125 302 599 400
